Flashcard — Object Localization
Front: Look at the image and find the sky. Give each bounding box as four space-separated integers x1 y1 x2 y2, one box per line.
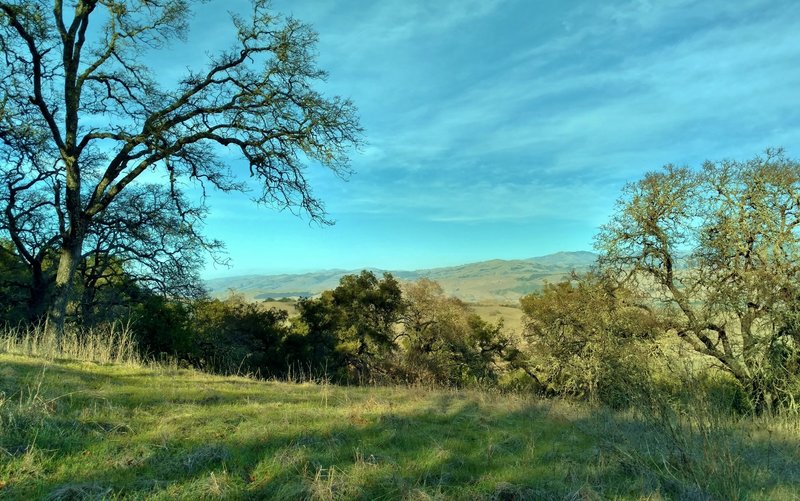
170 0 800 278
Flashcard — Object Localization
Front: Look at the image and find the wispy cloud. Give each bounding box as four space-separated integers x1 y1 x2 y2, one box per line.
303 0 800 224
186 0 800 274
308 0 509 49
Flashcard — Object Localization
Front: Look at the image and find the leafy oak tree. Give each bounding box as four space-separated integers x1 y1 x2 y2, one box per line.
294 271 405 382
597 150 800 411
330 271 405 381
0 0 361 327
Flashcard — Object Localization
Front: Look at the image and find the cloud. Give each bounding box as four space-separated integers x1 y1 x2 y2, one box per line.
391 3 794 156
315 0 508 49
300 0 800 224
329 168 620 225
174 0 800 275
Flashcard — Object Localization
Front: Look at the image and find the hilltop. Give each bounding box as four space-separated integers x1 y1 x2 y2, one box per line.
205 251 597 302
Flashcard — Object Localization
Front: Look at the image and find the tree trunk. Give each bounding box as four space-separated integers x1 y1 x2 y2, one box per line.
50 235 84 332
27 263 50 322
749 379 775 416
52 139 85 331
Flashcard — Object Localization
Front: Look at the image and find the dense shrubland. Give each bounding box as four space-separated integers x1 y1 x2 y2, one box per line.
0 263 519 387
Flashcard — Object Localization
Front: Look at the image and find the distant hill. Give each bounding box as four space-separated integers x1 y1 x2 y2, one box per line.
204 251 598 303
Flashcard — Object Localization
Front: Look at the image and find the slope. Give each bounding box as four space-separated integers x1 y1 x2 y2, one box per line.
1 353 797 499
205 251 598 302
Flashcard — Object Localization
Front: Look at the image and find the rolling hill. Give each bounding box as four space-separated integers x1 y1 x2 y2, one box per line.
204 251 597 303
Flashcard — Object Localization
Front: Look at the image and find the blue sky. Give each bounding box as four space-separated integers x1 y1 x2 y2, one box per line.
181 0 800 277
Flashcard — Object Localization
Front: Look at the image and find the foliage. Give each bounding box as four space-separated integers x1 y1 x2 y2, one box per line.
331 271 406 372
190 295 292 377
291 292 342 375
596 149 800 412
130 295 193 358
520 273 659 407
296 271 405 382
0 240 29 324
399 278 517 387
0 268 524 388
291 273 517 386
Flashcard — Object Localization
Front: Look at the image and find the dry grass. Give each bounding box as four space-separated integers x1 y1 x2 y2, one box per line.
0 321 140 366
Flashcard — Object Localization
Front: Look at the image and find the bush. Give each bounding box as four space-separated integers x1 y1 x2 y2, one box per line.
190 295 292 376
131 296 193 358
520 274 658 407
397 279 516 387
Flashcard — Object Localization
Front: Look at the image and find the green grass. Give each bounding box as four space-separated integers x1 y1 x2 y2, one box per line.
0 349 798 498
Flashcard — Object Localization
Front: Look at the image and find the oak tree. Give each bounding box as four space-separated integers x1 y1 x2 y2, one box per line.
597 150 800 411
0 0 361 327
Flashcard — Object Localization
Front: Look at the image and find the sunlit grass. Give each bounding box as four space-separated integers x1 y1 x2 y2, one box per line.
0 321 140 366
0 349 797 499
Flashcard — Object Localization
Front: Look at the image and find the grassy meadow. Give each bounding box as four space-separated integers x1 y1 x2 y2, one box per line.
0 328 798 500
470 303 525 335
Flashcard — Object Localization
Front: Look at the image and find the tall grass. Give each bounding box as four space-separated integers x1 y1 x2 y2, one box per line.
0 320 140 366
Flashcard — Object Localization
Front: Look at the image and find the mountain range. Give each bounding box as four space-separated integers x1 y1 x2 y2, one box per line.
204 251 598 303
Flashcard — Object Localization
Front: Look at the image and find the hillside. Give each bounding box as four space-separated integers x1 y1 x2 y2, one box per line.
1 353 798 499
205 251 597 302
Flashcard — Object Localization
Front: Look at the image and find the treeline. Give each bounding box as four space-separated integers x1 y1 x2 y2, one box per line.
1 254 797 415
0 263 519 387
0 255 655 404
2 151 800 415
199 274 521 387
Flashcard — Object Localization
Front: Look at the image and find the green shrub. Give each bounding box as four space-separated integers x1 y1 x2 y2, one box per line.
520 274 659 407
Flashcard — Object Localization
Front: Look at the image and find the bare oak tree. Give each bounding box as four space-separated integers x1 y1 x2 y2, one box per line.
0 0 361 327
0 123 61 319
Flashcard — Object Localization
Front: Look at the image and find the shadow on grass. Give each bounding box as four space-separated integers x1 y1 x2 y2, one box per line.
1 359 799 500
